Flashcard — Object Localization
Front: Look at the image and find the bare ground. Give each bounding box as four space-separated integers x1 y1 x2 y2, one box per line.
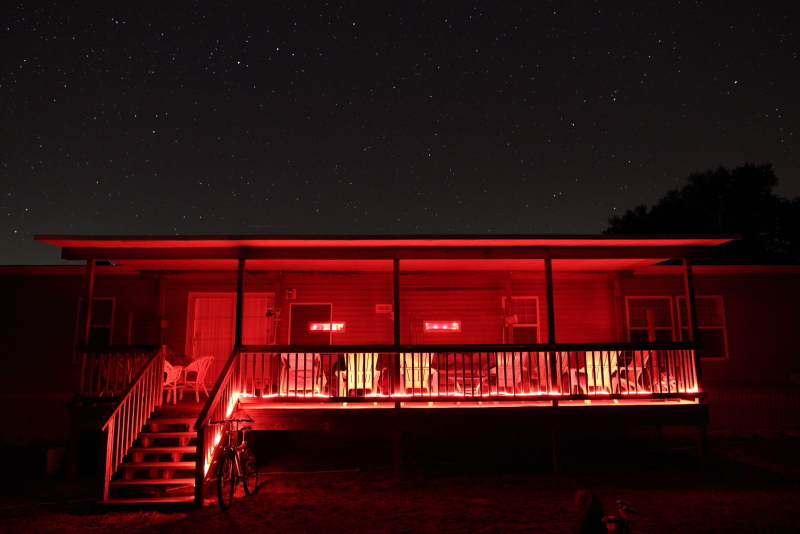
2 429 799 534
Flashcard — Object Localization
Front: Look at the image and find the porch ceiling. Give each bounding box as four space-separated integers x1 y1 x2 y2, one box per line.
35 234 737 272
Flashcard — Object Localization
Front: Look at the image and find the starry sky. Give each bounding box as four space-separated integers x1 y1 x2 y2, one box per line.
2 1 798 265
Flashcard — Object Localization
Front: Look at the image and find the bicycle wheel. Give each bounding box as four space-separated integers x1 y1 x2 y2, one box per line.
217 453 236 510
242 447 258 495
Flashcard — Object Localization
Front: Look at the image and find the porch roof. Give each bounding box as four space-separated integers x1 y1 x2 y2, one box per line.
34 234 737 272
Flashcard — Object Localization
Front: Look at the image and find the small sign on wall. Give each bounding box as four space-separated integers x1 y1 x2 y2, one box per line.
376 304 392 313
285 289 296 300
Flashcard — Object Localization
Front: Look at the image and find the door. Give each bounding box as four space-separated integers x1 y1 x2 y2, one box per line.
190 293 274 381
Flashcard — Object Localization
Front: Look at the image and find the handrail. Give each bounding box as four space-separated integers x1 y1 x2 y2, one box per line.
194 346 242 505
239 341 702 353
98 346 165 501
76 345 162 397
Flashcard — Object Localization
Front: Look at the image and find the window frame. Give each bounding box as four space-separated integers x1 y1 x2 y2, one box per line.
502 296 540 344
74 297 116 353
677 295 730 360
625 296 675 343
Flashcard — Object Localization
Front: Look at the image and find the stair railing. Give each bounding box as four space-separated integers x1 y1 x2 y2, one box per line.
194 347 243 505
99 346 166 501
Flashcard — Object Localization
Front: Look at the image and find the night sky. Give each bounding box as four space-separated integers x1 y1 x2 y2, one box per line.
2 2 798 265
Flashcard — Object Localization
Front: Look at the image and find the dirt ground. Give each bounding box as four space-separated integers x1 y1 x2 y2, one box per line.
2 429 800 534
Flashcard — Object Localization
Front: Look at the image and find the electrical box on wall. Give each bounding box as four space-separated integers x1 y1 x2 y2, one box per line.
285 289 296 300
375 304 392 313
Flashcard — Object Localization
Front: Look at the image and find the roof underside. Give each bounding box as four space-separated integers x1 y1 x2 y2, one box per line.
34 235 737 272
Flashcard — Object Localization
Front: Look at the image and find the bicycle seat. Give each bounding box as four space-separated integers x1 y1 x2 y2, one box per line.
241 426 252 432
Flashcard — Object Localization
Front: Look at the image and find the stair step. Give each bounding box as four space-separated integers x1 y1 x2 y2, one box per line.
129 446 195 454
140 431 196 438
100 496 196 504
118 462 195 469
147 417 196 425
110 478 195 486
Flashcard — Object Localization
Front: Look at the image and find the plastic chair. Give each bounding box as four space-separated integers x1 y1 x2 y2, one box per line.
579 351 619 393
281 353 321 395
614 351 649 393
492 352 527 393
163 360 183 404
400 352 438 395
338 353 380 396
179 356 214 402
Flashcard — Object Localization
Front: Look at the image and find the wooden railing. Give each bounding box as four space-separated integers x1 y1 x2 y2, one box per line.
231 343 701 401
194 346 243 505
99 346 165 501
193 342 701 504
76 345 161 397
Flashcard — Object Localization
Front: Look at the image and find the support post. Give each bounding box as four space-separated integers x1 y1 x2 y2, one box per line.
545 259 559 398
393 259 402 394
698 423 709 473
544 258 556 343
551 426 561 479
682 258 702 387
194 429 205 505
234 258 246 348
157 278 166 345
81 259 96 345
393 425 403 478
393 258 400 345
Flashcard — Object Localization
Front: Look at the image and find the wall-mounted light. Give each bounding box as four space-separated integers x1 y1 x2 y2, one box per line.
424 321 461 332
309 322 346 332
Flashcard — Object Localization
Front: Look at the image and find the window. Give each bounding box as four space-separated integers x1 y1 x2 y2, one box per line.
424 321 461 332
75 297 115 346
503 297 539 343
678 296 729 359
626 297 673 343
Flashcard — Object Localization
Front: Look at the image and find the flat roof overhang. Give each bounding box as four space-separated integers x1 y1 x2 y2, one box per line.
34 234 738 272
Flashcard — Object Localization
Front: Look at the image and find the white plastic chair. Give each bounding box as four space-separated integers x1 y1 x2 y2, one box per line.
614 351 649 393
492 352 527 393
339 353 380 396
179 356 214 402
163 360 183 404
580 351 619 393
281 353 321 395
400 353 438 395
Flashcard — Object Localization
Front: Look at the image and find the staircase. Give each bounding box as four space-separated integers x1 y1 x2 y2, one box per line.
103 405 201 504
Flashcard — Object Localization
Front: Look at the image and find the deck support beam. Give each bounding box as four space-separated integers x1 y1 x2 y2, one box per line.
80 259 96 346
551 426 561 478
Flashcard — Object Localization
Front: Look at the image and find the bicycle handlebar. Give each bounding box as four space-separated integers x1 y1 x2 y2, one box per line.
209 415 255 425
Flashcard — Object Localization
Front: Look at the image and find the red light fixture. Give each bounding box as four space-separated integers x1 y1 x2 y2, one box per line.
424 321 461 332
308 322 345 332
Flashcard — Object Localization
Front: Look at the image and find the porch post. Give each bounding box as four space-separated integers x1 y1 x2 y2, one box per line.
393 259 400 345
544 258 556 343
393 258 402 395
544 258 559 402
682 258 702 386
683 258 709 471
234 258 246 348
81 259 96 345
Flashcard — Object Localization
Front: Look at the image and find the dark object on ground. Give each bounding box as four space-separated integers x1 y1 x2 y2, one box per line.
574 490 606 534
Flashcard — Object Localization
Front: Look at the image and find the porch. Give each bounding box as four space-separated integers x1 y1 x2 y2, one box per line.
43 234 732 505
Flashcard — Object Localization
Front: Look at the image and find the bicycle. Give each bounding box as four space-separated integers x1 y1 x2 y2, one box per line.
209 415 258 510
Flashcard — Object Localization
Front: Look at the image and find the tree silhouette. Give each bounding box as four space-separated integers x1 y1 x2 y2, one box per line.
604 163 800 264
